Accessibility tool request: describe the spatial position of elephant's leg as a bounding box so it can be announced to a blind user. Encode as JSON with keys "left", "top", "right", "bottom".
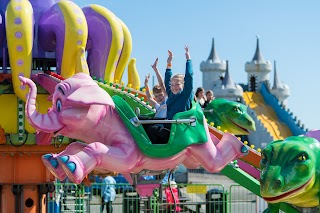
{"left": 188, "top": 132, "right": 247, "bottom": 173}
{"left": 58, "top": 142, "right": 139, "bottom": 184}
{"left": 42, "top": 142, "right": 87, "bottom": 180}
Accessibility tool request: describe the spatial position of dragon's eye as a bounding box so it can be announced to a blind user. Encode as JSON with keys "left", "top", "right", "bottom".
{"left": 233, "top": 106, "right": 243, "bottom": 113}
{"left": 297, "top": 153, "right": 307, "bottom": 162}
{"left": 56, "top": 99, "right": 62, "bottom": 112}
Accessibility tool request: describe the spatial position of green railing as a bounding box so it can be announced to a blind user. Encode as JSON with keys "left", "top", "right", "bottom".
{"left": 49, "top": 182, "right": 262, "bottom": 213}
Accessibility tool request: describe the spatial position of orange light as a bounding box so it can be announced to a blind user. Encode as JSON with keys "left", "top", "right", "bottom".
{"left": 0, "top": 125, "right": 6, "bottom": 144}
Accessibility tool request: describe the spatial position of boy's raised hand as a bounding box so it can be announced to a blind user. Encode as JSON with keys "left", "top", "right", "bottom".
{"left": 144, "top": 73, "right": 150, "bottom": 85}
{"left": 167, "top": 50, "right": 173, "bottom": 64}
{"left": 185, "top": 45, "right": 190, "bottom": 60}
{"left": 151, "top": 58, "right": 158, "bottom": 70}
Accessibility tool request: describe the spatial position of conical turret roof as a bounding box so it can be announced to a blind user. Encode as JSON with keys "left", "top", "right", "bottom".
{"left": 207, "top": 38, "right": 222, "bottom": 63}
{"left": 272, "top": 61, "right": 283, "bottom": 89}
{"left": 251, "top": 37, "right": 266, "bottom": 64}
{"left": 222, "top": 61, "right": 236, "bottom": 89}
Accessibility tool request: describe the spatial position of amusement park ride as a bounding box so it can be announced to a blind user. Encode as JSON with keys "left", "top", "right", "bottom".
{"left": 0, "top": 0, "right": 320, "bottom": 213}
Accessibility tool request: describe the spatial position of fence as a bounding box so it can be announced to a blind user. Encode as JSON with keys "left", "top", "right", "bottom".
{"left": 48, "top": 181, "right": 258, "bottom": 213}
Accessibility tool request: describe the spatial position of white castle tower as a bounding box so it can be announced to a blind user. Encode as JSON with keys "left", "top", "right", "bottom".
{"left": 245, "top": 37, "right": 272, "bottom": 91}
{"left": 200, "top": 38, "right": 226, "bottom": 90}
{"left": 214, "top": 61, "right": 243, "bottom": 100}
{"left": 270, "top": 61, "right": 290, "bottom": 105}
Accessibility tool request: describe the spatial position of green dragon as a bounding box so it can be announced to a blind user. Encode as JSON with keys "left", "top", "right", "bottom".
{"left": 204, "top": 98, "right": 256, "bottom": 135}
{"left": 260, "top": 130, "right": 320, "bottom": 212}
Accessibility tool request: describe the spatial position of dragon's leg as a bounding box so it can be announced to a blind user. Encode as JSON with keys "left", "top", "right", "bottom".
{"left": 188, "top": 130, "right": 247, "bottom": 173}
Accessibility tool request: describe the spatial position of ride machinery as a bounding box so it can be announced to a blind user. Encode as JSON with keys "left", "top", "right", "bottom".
{"left": 0, "top": 0, "right": 136, "bottom": 212}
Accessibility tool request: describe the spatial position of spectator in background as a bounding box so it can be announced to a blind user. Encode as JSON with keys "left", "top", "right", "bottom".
{"left": 101, "top": 176, "right": 116, "bottom": 213}
{"left": 203, "top": 90, "right": 215, "bottom": 108}
{"left": 195, "top": 87, "right": 206, "bottom": 108}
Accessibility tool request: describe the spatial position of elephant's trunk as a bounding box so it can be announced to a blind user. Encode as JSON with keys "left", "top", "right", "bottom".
{"left": 19, "top": 76, "right": 64, "bottom": 133}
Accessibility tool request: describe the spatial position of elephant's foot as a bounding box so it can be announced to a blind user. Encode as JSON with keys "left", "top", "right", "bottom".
{"left": 57, "top": 155, "right": 87, "bottom": 184}
{"left": 42, "top": 154, "right": 67, "bottom": 180}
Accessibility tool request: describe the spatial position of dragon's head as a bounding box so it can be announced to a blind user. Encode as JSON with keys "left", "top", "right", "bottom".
{"left": 204, "top": 98, "right": 256, "bottom": 135}
{"left": 260, "top": 135, "right": 320, "bottom": 207}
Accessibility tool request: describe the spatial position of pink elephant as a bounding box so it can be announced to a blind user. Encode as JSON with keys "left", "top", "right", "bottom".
{"left": 19, "top": 73, "right": 247, "bottom": 185}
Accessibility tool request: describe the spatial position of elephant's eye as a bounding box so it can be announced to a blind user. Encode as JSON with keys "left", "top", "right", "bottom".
{"left": 56, "top": 99, "right": 62, "bottom": 112}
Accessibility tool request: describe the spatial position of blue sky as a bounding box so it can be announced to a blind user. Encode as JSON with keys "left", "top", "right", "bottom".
{"left": 74, "top": 0, "right": 320, "bottom": 131}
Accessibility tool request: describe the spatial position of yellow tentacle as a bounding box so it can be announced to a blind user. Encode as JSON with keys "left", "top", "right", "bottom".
{"left": 75, "top": 47, "right": 89, "bottom": 74}
{"left": 127, "top": 58, "right": 141, "bottom": 90}
{"left": 90, "top": 5, "right": 124, "bottom": 82}
{"left": 58, "top": 1, "right": 88, "bottom": 78}
{"left": 114, "top": 19, "right": 132, "bottom": 83}
{"left": 6, "top": 0, "right": 33, "bottom": 101}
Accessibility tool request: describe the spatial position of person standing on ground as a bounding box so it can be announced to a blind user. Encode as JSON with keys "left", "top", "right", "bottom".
{"left": 101, "top": 176, "right": 116, "bottom": 213}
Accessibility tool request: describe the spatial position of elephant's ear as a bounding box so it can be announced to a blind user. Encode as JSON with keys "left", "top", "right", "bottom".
{"left": 65, "top": 86, "right": 115, "bottom": 107}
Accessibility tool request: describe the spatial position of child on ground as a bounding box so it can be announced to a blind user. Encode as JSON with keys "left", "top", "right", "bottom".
{"left": 100, "top": 175, "right": 116, "bottom": 213}
{"left": 147, "top": 46, "right": 194, "bottom": 144}
{"left": 144, "top": 58, "right": 168, "bottom": 118}
{"left": 203, "top": 90, "right": 214, "bottom": 108}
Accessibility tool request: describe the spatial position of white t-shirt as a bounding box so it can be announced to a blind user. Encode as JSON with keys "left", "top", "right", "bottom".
{"left": 154, "top": 97, "right": 167, "bottom": 118}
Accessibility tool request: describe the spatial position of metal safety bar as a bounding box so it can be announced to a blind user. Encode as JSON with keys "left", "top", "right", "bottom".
{"left": 203, "top": 109, "right": 213, "bottom": 113}
{"left": 130, "top": 116, "right": 196, "bottom": 127}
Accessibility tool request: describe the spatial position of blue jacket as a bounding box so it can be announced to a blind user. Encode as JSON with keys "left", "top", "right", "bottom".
{"left": 101, "top": 176, "right": 116, "bottom": 202}
{"left": 165, "top": 59, "right": 194, "bottom": 120}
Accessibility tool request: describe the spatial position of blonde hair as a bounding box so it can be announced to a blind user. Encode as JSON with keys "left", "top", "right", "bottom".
{"left": 152, "top": 84, "right": 162, "bottom": 94}
{"left": 171, "top": 74, "right": 184, "bottom": 85}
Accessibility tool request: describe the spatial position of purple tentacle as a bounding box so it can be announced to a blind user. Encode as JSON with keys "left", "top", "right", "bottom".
{"left": 38, "top": 3, "right": 65, "bottom": 74}
{"left": 82, "top": 6, "right": 113, "bottom": 79}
